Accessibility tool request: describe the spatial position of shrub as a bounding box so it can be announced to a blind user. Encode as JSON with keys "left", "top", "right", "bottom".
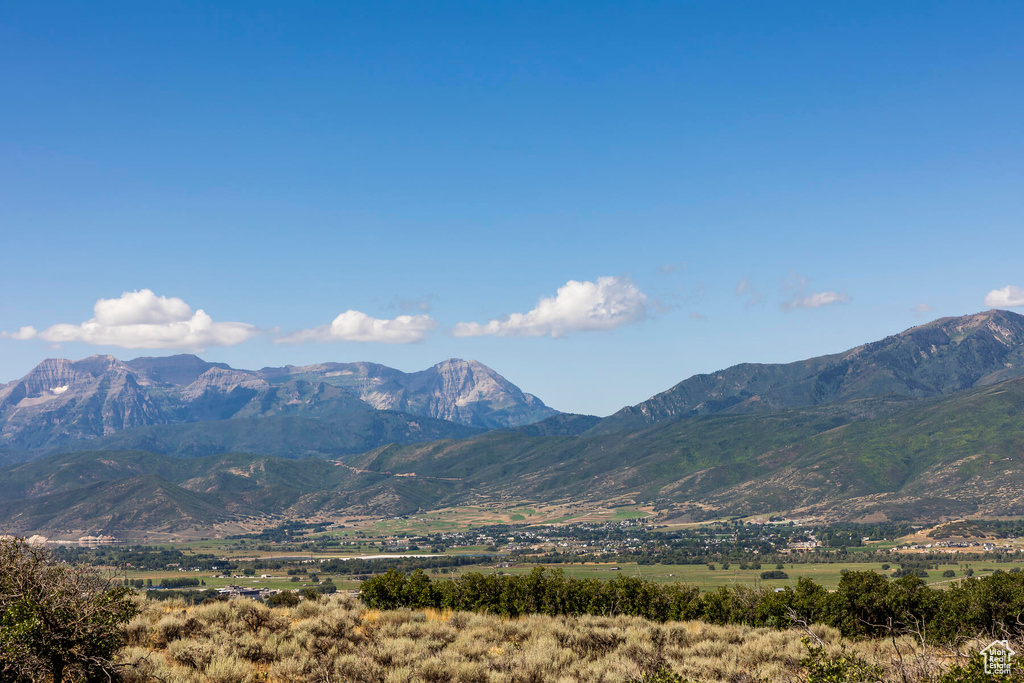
{"left": 0, "top": 536, "right": 139, "bottom": 683}
{"left": 167, "top": 637, "right": 216, "bottom": 670}
{"left": 267, "top": 590, "right": 301, "bottom": 607}
{"left": 800, "top": 638, "right": 883, "bottom": 683}
{"left": 235, "top": 600, "right": 273, "bottom": 634}
{"left": 760, "top": 570, "right": 789, "bottom": 580}
{"left": 205, "top": 654, "right": 256, "bottom": 683}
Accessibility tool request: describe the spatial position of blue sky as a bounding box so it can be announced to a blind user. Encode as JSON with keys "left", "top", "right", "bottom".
{"left": 2, "top": 2, "right": 1022, "bottom": 416}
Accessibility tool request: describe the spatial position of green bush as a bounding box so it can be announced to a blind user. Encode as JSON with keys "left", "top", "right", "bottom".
{"left": 267, "top": 590, "right": 301, "bottom": 607}
{"left": 359, "top": 567, "right": 1024, "bottom": 641}
{"left": 760, "top": 570, "right": 789, "bottom": 580}
{"left": 800, "top": 639, "right": 883, "bottom": 683}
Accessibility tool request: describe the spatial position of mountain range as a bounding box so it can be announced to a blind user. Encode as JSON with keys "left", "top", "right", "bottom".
{"left": 3, "top": 309, "right": 1024, "bottom": 536}
{"left": 0, "top": 355, "right": 557, "bottom": 460}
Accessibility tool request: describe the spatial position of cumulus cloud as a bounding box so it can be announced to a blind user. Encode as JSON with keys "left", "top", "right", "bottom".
{"left": 913, "top": 303, "right": 933, "bottom": 315}
{"left": 453, "top": 276, "right": 647, "bottom": 338}
{"left": 689, "top": 312, "right": 708, "bottom": 321}
{"left": 278, "top": 310, "right": 437, "bottom": 344}
{"left": 94, "top": 289, "right": 194, "bottom": 326}
{"left": 2, "top": 290, "right": 257, "bottom": 349}
{"left": 779, "top": 274, "right": 849, "bottom": 311}
{"left": 781, "top": 290, "right": 849, "bottom": 311}
{"left": 0, "top": 326, "right": 38, "bottom": 340}
{"left": 984, "top": 285, "right": 1024, "bottom": 309}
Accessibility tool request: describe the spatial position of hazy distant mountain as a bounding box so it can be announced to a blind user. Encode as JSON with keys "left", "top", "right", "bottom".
{"left": 53, "top": 411, "right": 484, "bottom": 460}
{"left": 593, "top": 309, "right": 1024, "bottom": 434}
{"left": 0, "top": 355, "right": 557, "bottom": 453}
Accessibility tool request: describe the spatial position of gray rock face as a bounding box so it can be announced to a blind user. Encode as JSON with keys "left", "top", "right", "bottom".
{"left": 0, "top": 356, "right": 166, "bottom": 446}
{"left": 0, "top": 354, "right": 558, "bottom": 450}
{"left": 124, "top": 354, "right": 232, "bottom": 386}
{"left": 267, "top": 358, "right": 557, "bottom": 428}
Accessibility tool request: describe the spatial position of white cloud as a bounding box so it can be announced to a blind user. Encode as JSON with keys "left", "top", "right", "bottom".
{"left": 782, "top": 290, "right": 849, "bottom": 310}
{"left": 453, "top": 276, "right": 647, "bottom": 338}
{"left": 278, "top": 310, "right": 437, "bottom": 344}
{"left": 94, "top": 289, "right": 194, "bottom": 326}
{"left": 0, "top": 326, "right": 38, "bottom": 340}
{"left": 4, "top": 290, "right": 257, "bottom": 349}
{"left": 984, "top": 285, "right": 1024, "bottom": 309}
{"left": 779, "top": 274, "right": 849, "bottom": 311}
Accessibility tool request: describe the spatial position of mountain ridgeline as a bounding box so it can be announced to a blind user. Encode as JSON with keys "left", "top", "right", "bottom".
{"left": 0, "top": 355, "right": 558, "bottom": 457}
{"left": 593, "top": 309, "right": 1024, "bottom": 433}
{"left": 3, "top": 309, "right": 1024, "bottom": 536}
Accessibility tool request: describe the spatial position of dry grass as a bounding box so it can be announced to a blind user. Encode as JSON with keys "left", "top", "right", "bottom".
{"left": 116, "top": 594, "right": 1019, "bottom": 682}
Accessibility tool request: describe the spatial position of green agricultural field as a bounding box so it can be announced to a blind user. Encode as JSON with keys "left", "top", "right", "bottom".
{"left": 609, "top": 507, "right": 652, "bottom": 521}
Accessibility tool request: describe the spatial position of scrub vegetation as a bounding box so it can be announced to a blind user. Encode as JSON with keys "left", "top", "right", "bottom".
{"left": 116, "top": 592, "right": 1023, "bottom": 683}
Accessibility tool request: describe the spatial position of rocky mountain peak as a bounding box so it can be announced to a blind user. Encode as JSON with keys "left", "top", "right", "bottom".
{"left": 905, "top": 308, "right": 1021, "bottom": 336}
{"left": 16, "top": 355, "right": 131, "bottom": 398}
{"left": 179, "top": 367, "right": 268, "bottom": 402}
{"left": 0, "top": 354, "right": 558, "bottom": 450}
{"left": 124, "top": 354, "right": 231, "bottom": 386}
